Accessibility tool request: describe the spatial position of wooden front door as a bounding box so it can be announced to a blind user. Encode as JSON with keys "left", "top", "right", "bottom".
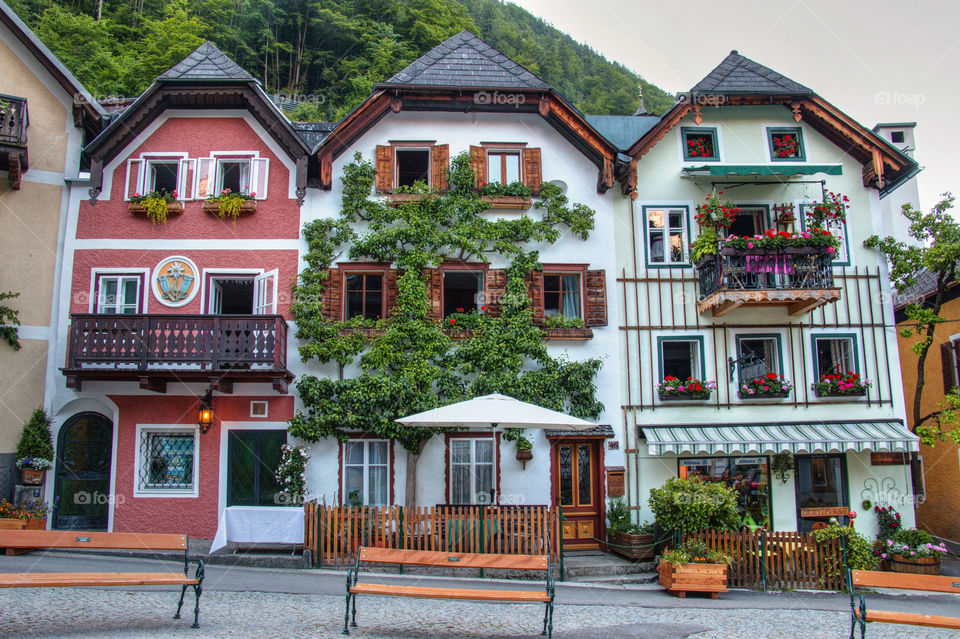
{"left": 554, "top": 440, "right": 601, "bottom": 549}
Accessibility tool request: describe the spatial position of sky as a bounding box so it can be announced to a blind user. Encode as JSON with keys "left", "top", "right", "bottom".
{"left": 511, "top": 0, "right": 958, "bottom": 213}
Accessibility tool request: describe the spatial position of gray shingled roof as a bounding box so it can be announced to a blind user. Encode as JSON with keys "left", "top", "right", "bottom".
{"left": 545, "top": 424, "right": 614, "bottom": 438}
{"left": 292, "top": 121, "right": 336, "bottom": 150}
{"left": 381, "top": 30, "right": 550, "bottom": 89}
{"left": 894, "top": 267, "right": 956, "bottom": 308}
{"left": 586, "top": 114, "right": 662, "bottom": 151}
{"left": 159, "top": 41, "right": 254, "bottom": 81}
{"left": 691, "top": 50, "right": 812, "bottom": 95}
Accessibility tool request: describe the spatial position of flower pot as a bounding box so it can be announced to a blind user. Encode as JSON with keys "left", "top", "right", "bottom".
{"left": 777, "top": 214, "right": 796, "bottom": 224}
{"left": 609, "top": 531, "right": 655, "bottom": 560}
{"left": 889, "top": 554, "right": 940, "bottom": 575}
{"left": 202, "top": 200, "right": 257, "bottom": 217}
{"left": 128, "top": 201, "right": 184, "bottom": 219}
{"left": 738, "top": 390, "right": 790, "bottom": 400}
{"left": 658, "top": 562, "right": 728, "bottom": 598}
{"left": 480, "top": 195, "right": 533, "bottom": 210}
{"left": 20, "top": 468, "right": 44, "bottom": 485}
{"left": 543, "top": 327, "right": 593, "bottom": 341}
{"left": 516, "top": 449, "right": 533, "bottom": 462}
{"left": 658, "top": 392, "right": 711, "bottom": 402}
{"left": 813, "top": 388, "right": 867, "bottom": 398}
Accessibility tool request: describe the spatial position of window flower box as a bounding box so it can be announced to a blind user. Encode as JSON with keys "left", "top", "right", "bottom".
{"left": 127, "top": 191, "right": 183, "bottom": 224}
{"left": 201, "top": 199, "right": 257, "bottom": 218}
{"left": 739, "top": 373, "right": 793, "bottom": 399}
{"left": 543, "top": 327, "right": 593, "bottom": 341}
{"left": 657, "top": 377, "right": 715, "bottom": 401}
{"left": 385, "top": 193, "right": 429, "bottom": 206}
{"left": 128, "top": 201, "right": 184, "bottom": 219}
{"left": 481, "top": 195, "right": 532, "bottom": 210}
{"left": 811, "top": 372, "right": 871, "bottom": 398}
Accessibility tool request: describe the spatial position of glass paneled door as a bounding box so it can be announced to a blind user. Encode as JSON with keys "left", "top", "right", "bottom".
{"left": 795, "top": 454, "right": 849, "bottom": 533}
{"left": 53, "top": 413, "right": 113, "bottom": 530}
{"left": 227, "top": 430, "right": 286, "bottom": 506}
{"left": 554, "top": 440, "right": 601, "bottom": 549}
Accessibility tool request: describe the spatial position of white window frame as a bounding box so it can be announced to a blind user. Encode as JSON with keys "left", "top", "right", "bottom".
{"left": 134, "top": 424, "right": 199, "bottom": 498}
{"left": 249, "top": 401, "right": 269, "bottom": 418}
{"left": 448, "top": 437, "right": 496, "bottom": 505}
{"left": 200, "top": 268, "right": 264, "bottom": 315}
{"left": 342, "top": 439, "right": 391, "bottom": 506}
{"left": 394, "top": 146, "right": 432, "bottom": 188}
{"left": 88, "top": 268, "right": 151, "bottom": 313}
{"left": 124, "top": 153, "right": 191, "bottom": 201}
{"left": 195, "top": 152, "right": 269, "bottom": 200}
{"left": 95, "top": 275, "right": 142, "bottom": 315}
{"left": 645, "top": 207, "right": 689, "bottom": 266}
{"left": 486, "top": 149, "right": 522, "bottom": 185}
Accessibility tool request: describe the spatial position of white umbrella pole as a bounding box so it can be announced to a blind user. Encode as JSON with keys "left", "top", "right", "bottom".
{"left": 491, "top": 423, "right": 498, "bottom": 505}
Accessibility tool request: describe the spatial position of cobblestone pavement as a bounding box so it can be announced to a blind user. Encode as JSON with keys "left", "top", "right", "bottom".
{"left": 1, "top": 588, "right": 958, "bottom": 639}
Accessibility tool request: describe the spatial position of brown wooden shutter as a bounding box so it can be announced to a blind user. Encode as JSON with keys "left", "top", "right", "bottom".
{"left": 375, "top": 144, "right": 394, "bottom": 193}
{"left": 422, "top": 268, "right": 443, "bottom": 321}
{"left": 322, "top": 268, "right": 343, "bottom": 322}
{"left": 484, "top": 269, "right": 507, "bottom": 318}
{"left": 384, "top": 269, "right": 400, "bottom": 318}
{"left": 526, "top": 270, "right": 544, "bottom": 325}
{"left": 432, "top": 144, "right": 449, "bottom": 191}
{"left": 584, "top": 269, "right": 607, "bottom": 327}
{"left": 522, "top": 147, "right": 542, "bottom": 194}
{"left": 945, "top": 342, "right": 959, "bottom": 393}
{"left": 469, "top": 145, "right": 487, "bottom": 189}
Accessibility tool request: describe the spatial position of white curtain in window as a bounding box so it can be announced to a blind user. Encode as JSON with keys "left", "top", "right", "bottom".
{"left": 561, "top": 275, "right": 580, "bottom": 318}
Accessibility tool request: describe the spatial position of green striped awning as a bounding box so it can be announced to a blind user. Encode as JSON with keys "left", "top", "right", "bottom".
{"left": 643, "top": 421, "right": 918, "bottom": 456}
{"left": 682, "top": 164, "right": 843, "bottom": 177}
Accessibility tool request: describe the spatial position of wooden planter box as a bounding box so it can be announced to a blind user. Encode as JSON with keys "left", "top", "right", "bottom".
{"left": 658, "top": 562, "right": 728, "bottom": 598}
{"left": 481, "top": 195, "right": 532, "bottom": 210}
{"left": 738, "top": 390, "right": 790, "bottom": 400}
{"left": 890, "top": 554, "right": 940, "bottom": 575}
{"left": 609, "top": 531, "right": 655, "bottom": 560}
{"left": 20, "top": 468, "right": 44, "bottom": 485}
{"left": 202, "top": 200, "right": 257, "bottom": 217}
{"left": 658, "top": 392, "right": 711, "bottom": 402}
{"left": 128, "top": 201, "right": 184, "bottom": 219}
{"left": 813, "top": 388, "right": 867, "bottom": 398}
{"left": 0, "top": 517, "right": 46, "bottom": 555}
{"left": 543, "top": 327, "right": 593, "bottom": 341}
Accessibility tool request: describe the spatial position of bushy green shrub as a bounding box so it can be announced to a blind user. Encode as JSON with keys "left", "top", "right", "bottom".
{"left": 891, "top": 527, "right": 934, "bottom": 548}
{"left": 812, "top": 524, "right": 878, "bottom": 581}
{"left": 15, "top": 407, "right": 54, "bottom": 464}
{"left": 647, "top": 476, "right": 740, "bottom": 535}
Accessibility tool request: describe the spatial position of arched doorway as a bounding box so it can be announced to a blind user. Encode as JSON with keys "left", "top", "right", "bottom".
{"left": 53, "top": 412, "right": 113, "bottom": 530}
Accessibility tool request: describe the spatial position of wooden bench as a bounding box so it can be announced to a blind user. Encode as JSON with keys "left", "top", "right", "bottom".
{"left": 0, "top": 530, "right": 205, "bottom": 628}
{"left": 344, "top": 547, "right": 554, "bottom": 637}
{"left": 845, "top": 566, "right": 960, "bottom": 637}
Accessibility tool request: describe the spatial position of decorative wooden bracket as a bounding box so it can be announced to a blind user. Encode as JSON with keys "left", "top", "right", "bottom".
{"left": 791, "top": 102, "right": 803, "bottom": 122}
{"left": 295, "top": 155, "right": 308, "bottom": 206}
{"left": 692, "top": 104, "right": 703, "bottom": 125}
{"left": 88, "top": 157, "right": 103, "bottom": 204}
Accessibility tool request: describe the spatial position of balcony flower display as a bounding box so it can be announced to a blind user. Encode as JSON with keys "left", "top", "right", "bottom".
{"left": 740, "top": 372, "right": 793, "bottom": 398}
{"left": 721, "top": 228, "right": 840, "bottom": 253}
{"left": 772, "top": 133, "right": 799, "bottom": 158}
{"left": 805, "top": 191, "right": 849, "bottom": 229}
{"left": 812, "top": 372, "right": 871, "bottom": 397}
{"left": 657, "top": 376, "right": 716, "bottom": 400}
{"left": 695, "top": 190, "right": 741, "bottom": 231}
{"left": 204, "top": 188, "right": 256, "bottom": 221}
{"left": 127, "top": 190, "right": 180, "bottom": 224}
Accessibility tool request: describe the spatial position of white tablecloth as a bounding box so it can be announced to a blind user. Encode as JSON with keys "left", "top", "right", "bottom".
{"left": 209, "top": 506, "right": 304, "bottom": 552}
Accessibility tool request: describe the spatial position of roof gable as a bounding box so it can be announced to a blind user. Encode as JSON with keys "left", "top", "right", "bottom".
{"left": 159, "top": 41, "right": 254, "bottom": 81}
{"left": 691, "top": 50, "right": 811, "bottom": 95}
{"left": 381, "top": 30, "right": 550, "bottom": 90}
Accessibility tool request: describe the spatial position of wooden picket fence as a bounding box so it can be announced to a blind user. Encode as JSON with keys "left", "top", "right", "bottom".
{"left": 683, "top": 530, "right": 844, "bottom": 591}
{"left": 306, "top": 504, "right": 560, "bottom": 567}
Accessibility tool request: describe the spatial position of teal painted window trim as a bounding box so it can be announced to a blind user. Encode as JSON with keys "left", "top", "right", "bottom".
{"left": 810, "top": 333, "right": 860, "bottom": 379}
{"left": 799, "top": 203, "right": 851, "bottom": 267}
{"left": 681, "top": 126, "right": 720, "bottom": 162}
{"left": 767, "top": 127, "right": 806, "bottom": 162}
{"left": 657, "top": 335, "right": 707, "bottom": 381}
{"left": 735, "top": 333, "right": 785, "bottom": 381}
{"left": 642, "top": 205, "right": 691, "bottom": 268}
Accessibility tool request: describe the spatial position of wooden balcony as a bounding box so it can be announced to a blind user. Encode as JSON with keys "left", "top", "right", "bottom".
{"left": 62, "top": 314, "right": 294, "bottom": 393}
{"left": 696, "top": 247, "right": 841, "bottom": 317}
{"left": 0, "top": 94, "right": 28, "bottom": 189}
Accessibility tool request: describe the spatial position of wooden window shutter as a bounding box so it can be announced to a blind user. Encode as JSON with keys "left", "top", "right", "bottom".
{"left": 525, "top": 270, "right": 544, "bottom": 324}
{"left": 584, "top": 269, "right": 607, "bottom": 327}
{"left": 469, "top": 145, "right": 487, "bottom": 189}
{"left": 522, "top": 147, "right": 542, "bottom": 194}
{"left": 322, "top": 268, "right": 343, "bottom": 322}
{"left": 432, "top": 144, "right": 449, "bottom": 191}
{"left": 422, "top": 268, "right": 443, "bottom": 321}
{"left": 946, "top": 341, "right": 960, "bottom": 393}
{"left": 384, "top": 269, "right": 401, "bottom": 318}
{"left": 484, "top": 269, "right": 507, "bottom": 317}
{"left": 375, "top": 145, "right": 394, "bottom": 193}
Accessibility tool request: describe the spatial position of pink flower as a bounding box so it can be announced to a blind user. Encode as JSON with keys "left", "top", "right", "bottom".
{"left": 679, "top": 386, "right": 686, "bottom": 392}
{"left": 887, "top": 539, "right": 893, "bottom": 546}
{"left": 881, "top": 553, "right": 887, "bottom": 559}
{"left": 827, "top": 247, "right": 836, "bottom": 254}
{"left": 133, "top": 192, "right": 141, "bottom": 198}
{"left": 171, "top": 190, "right": 179, "bottom": 198}
{"left": 747, "top": 242, "right": 754, "bottom": 249}
{"left": 763, "top": 386, "right": 769, "bottom": 391}
{"left": 250, "top": 192, "right": 256, "bottom": 198}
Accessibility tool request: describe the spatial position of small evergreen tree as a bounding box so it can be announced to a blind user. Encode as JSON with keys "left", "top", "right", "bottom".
{"left": 15, "top": 407, "right": 54, "bottom": 464}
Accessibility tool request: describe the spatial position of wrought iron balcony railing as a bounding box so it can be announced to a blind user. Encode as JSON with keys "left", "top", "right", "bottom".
{"left": 695, "top": 246, "right": 841, "bottom": 317}
{"left": 62, "top": 314, "right": 292, "bottom": 393}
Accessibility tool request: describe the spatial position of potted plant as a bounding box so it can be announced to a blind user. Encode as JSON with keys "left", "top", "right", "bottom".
{"left": 658, "top": 538, "right": 731, "bottom": 598}
{"left": 542, "top": 314, "right": 590, "bottom": 339}
{"left": 772, "top": 133, "right": 800, "bottom": 159}
{"left": 686, "top": 137, "right": 715, "bottom": 159}
{"left": 771, "top": 451, "right": 794, "bottom": 483}
{"left": 606, "top": 498, "right": 656, "bottom": 560}
{"left": 515, "top": 436, "right": 533, "bottom": 463}
{"left": 690, "top": 228, "right": 719, "bottom": 265}
{"left": 657, "top": 376, "right": 716, "bottom": 401}
{"left": 774, "top": 203, "right": 796, "bottom": 224}
{"left": 812, "top": 372, "right": 871, "bottom": 398}
{"left": 0, "top": 498, "right": 52, "bottom": 552}
{"left": 479, "top": 181, "right": 533, "bottom": 209}
{"left": 15, "top": 408, "right": 54, "bottom": 486}
{"left": 127, "top": 190, "right": 183, "bottom": 224}
{"left": 804, "top": 191, "right": 849, "bottom": 230}
{"left": 695, "top": 190, "right": 740, "bottom": 232}
{"left": 738, "top": 372, "right": 793, "bottom": 399}
{"left": 884, "top": 528, "right": 947, "bottom": 575}
{"left": 202, "top": 188, "right": 257, "bottom": 221}
{"left": 873, "top": 505, "right": 902, "bottom": 570}
{"left": 386, "top": 180, "right": 433, "bottom": 205}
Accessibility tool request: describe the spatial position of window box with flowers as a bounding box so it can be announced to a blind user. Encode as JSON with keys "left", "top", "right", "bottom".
{"left": 768, "top": 128, "right": 805, "bottom": 161}
{"left": 127, "top": 190, "right": 184, "bottom": 225}
{"left": 202, "top": 188, "right": 257, "bottom": 220}
{"left": 812, "top": 372, "right": 870, "bottom": 398}
{"left": 738, "top": 373, "right": 793, "bottom": 399}
{"left": 681, "top": 128, "right": 720, "bottom": 161}
{"left": 542, "top": 314, "right": 592, "bottom": 341}
{"left": 657, "top": 376, "right": 716, "bottom": 401}
{"left": 479, "top": 181, "right": 533, "bottom": 210}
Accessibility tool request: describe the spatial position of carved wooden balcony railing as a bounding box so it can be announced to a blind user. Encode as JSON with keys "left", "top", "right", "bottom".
{"left": 0, "top": 94, "right": 28, "bottom": 189}
{"left": 696, "top": 246, "right": 841, "bottom": 317}
{"left": 62, "top": 314, "right": 293, "bottom": 393}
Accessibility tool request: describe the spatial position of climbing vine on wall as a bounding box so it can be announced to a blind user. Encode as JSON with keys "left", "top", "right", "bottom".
{"left": 0, "top": 290, "right": 21, "bottom": 350}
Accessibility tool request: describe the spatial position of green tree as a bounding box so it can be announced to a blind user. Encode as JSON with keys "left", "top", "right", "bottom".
{"left": 865, "top": 194, "right": 960, "bottom": 445}
{"left": 0, "top": 290, "right": 20, "bottom": 350}
{"left": 15, "top": 407, "right": 55, "bottom": 463}
{"left": 290, "top": 152, "right": 603, "bottom": 509}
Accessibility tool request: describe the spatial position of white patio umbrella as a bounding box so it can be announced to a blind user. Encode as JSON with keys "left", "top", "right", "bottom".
{"left": 396, "top": 393, "right": 595, "bottom": 504}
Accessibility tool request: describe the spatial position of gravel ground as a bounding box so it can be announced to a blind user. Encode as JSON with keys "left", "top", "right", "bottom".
{"left": 0, "top": 589, "right": 957, "bottom": 639}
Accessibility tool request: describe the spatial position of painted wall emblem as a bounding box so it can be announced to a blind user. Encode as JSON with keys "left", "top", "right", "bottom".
{"left": 152, "top": 256, "right": 199, "bottom": 307}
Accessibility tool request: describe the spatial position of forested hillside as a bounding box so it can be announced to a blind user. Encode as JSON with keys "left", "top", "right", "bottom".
{"left": 6, "top": 0, "right": 675, "bottom": 120}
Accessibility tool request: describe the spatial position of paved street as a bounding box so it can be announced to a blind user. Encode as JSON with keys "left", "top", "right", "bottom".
{"left": 0, "top": 552, "right": 958, "bottom": 638}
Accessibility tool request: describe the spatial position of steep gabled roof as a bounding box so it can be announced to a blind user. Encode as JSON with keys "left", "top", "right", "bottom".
{"left": 379, "top": 30, "right": 550, "bottom": 90}
{"left": 691, "top": 50, "right": 812, "bottom": 95}
{"left": 159, "top": 41, "right": 254, "bottom": 81}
